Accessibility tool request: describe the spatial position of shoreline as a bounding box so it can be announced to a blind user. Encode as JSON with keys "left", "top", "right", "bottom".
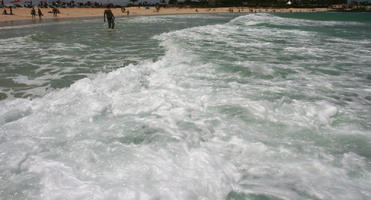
{"left": 0, "top": 7, "right": 332, "bottom": 27}
{"left": 0, "top": 16, "right": 104, "bottom": 27}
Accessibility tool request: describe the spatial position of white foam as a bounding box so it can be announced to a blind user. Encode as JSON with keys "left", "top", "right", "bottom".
{"left": 0, "top": 38, "right": 240, "bottom": 198}
{"left": 242, "top": 13, "right": 364, "bottom": 27}
{"left": 12, "top": 75, "right": 48, "bottom": 86}
{"left": 1, "top": 13, "right": 371, "bottom": 200}
{"left": 126, "top": 16, "right": 172, "bottom": 24}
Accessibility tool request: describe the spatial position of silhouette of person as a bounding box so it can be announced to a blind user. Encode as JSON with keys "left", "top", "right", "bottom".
{"left": 37, "top": 7, "right": 43, "bottom": 19}
{"left": 104, "top": 7, "right": 115, "bottom": 29}
{"left": 31, "top": 7, "right": 36, "bottom": 18}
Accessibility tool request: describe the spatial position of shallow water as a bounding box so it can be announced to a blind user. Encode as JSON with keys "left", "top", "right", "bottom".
{"left": 0, "top": 12, "right": 371, "bottom": 200}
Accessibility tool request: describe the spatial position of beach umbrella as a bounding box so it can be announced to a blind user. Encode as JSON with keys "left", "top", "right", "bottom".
{"left": 9, "top": 0, "right": 21, "bottom": 6}
{"left": 23, "top": 0, "right": 32, "bottom": 7}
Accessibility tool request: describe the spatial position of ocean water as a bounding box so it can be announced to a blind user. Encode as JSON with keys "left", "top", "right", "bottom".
{"left": 0, "top": 12, "right": 371, "bottom": 200}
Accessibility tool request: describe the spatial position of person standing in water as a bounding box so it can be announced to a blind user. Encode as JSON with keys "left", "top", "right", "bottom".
{"left": 104, "top": 7, "right": 115, "bottom": 29}
{"left": 37, "top": 7, "right": 43, "bottom": 19}
{"left": 31, "top": 7, "right": 36, "bottom": 19}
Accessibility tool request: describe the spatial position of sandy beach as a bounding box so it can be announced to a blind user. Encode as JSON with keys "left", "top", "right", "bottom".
{"left": 0, "top": 7, "right": 331, "bottom": 26}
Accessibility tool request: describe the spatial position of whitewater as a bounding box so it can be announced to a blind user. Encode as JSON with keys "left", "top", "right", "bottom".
{"left": 0, "top": 13, "right": 371, "bottom": 200}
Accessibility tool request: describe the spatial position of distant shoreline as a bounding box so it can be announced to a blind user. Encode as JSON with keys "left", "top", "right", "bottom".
{"left": 0, "top": 15, "right": 105, "bottom": 28}
{"left": 0, "top": 7, "right": 332, "bottom": 27}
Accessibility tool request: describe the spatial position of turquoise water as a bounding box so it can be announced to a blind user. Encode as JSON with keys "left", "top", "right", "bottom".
{"left": 0, "top": 13, "right": 371, "bottom": 200}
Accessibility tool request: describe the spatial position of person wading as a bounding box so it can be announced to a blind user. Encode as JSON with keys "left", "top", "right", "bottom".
{"left": 31, "top": 7, "right": 36, "bottom": 19}
{"left": 37, "top": 7, "right": 43, "bottom": 19}
{"left": 104, "top": 7, "right": 115, "bottom": 29}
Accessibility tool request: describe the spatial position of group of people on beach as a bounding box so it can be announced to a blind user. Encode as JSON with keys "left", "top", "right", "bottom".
{"left": 2, "top": 7, "right": 13, "bottom": 15}
{"left": 3, "top": 5, "right": 128, "bottom": 30}
{"left": 27, "top": 6, "right": 116, "bottom": 29}
{"left": 30, "top": 7, "right": 43, "bottom": 19}
{"left": 30, "top": 7, "right": 59, "bottom": 19}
